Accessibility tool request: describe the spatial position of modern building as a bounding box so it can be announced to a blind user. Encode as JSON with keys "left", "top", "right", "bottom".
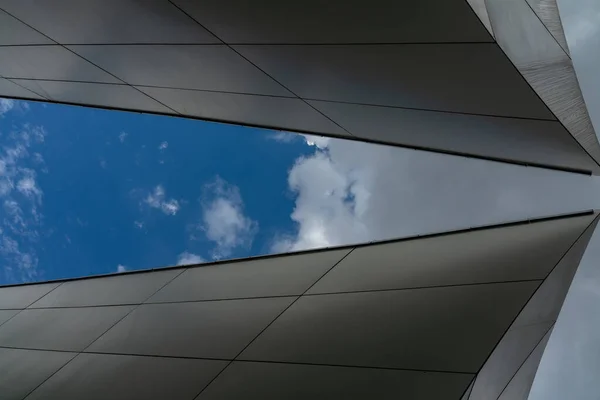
{"left": 1, "top": 1, "right": 598, "bottom": 399}
{"left": 0, "top": 211, "right": 597, "bottom": 399}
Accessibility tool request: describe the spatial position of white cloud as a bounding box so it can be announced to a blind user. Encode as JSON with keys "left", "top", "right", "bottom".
{"left": 118, "top": 132, "right": 128, "bottom": 143}
{"left": 302, "top": 134, "right": 330, "bottom": 149}
{"left": 274, "top": 137, "right": 600, "bottom": 253}
{"left": 158, "top": 141, "right": 168, "bottom": 150}
{"left": 0, "top": 99, "right": 15, "bottom": 116}
{"left": 270, "top": 131, "right": 298, "bottom": 143}
{"left": 199, "top": 177, "right": 258, "bottom": 259}
{"left": 176, "top": 251, "right": 205, "bottom": 265}
{"left": 116, "top": 264, "right": 127, "bottom": 273}
{"left": 144, "top": 185, "right": 180, "bottom": 216}
{"left": 134, "top": 220, "right": 144, "bottom": 229}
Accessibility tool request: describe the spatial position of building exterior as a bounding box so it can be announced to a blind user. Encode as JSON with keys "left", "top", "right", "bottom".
{"left": 0, "top": 211, "right": 597, "bottom": 399}
{"left": 0, "top": 0, "right": 599, "bottom": 174}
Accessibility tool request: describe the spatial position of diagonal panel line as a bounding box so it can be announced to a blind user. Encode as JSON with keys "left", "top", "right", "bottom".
{"left": 0, "top": 281, "right": 65, "bottom": 330}
{"left": 521, "top": 0, "right": 571, "bottom": 57}
{"left": 188, "top": 247, "right": 356, "bottom": 400}
{"left": 167, "top": 0, "right": 354, "bottom": 137}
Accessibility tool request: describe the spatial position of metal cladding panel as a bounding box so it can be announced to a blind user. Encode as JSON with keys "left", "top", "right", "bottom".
{"left": 0, "top": 78, "right": 44, "bottom": 99}
{"left": 234, "top": 44, "right": 554, "bottom": 119}
{"left": 196, "top": 361, "right": 473, "bottom": 400}
{"left": 525, "top": 0, "right": 570, "bottom": 54}
{"left": 0, "top": 282, "right": 59, "bottom": 309}
{"left": 173, "top": 0, "right": 493, "bottom": 44}
{"left": 486, "top": 0, "right": 600, "bottom": 166}
{"left": 0, "top": 348, "right": 76, "bottom": 400}
{"left": 148, "top": 249, "right": 350, "bottom": 303}
{"left": 30, "top": 269, "right": 181, "bottom": 308}
{"left": 0, "top": 306, "right": 134, "bottom": 351}
{"left": 68, "top": 45, "right": 291, "bottom": 96}
{"left": 0, "top": 46, "right": 119, "bottom": 83}
{"left": 138, "top": 86, "right": 349, "bottom": 137}
{"left": 240, "top": 282, "right": 539, "bottom": 372}
{"left": 26, "top": 353, "right": 228, "bottom": 400}
{"left": 308, "top": 214, "right": 594, "bottom": 294}
{"left": 14, "top": 80, "right": 174, "bottom": 114}
{"left": 0, "top": 0, "right": 219, "bottom": 44}
{"left": 0, "top": 309, "right": 18, "bottom": 325}
{"left": 0, "top": 9, "right": 51, "bottom": 45}
{"left": 88, "top": 297, "right": 296, "bottom": 359}
{"left": 308, "top": 99, "right": 599, "bottom": 173}
{"left": 461, "top": 380, "right": 475, "bottom": 400}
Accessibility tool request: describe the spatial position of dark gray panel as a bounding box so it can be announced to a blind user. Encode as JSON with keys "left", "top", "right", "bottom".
{"left": 26, "top": 353, "right": 227, "bottom": 400}
{"left": 197, "top": 361, "right": 473, "bottom": 400}
{"left": 234, "top": 44, "right": 554, "bottom": 119}
{"left": 241, "top": 282, "right": 539, "bottom": 372}
{"left": 470, "top": 322, "right": 553, "bottom": 400}
{"left": 512, "top": 218, "right": 597, "bottom": 328}
{"left": 13, "top": 80, "right": 173, "bottom": 114}
{"left": 88, "top": 297, "right": 296, "bottom": 359}
{"left": 30, "top": 269, "right": 181, "bottom": 308}
{"left": 0, "top": 348, "right": 75, "bottom": 400}
{"left": 174, "top": 0, "right": 492, "bottom": 44}
{"left": 148, "top": 249, "right": 350, "bottom": 303}
{"left": 0, "top": 0, "right": 218, "bottom": 44}
{"left": 139, "top": 86, "right": 348, "bottom": 136}
{"left": 0, "top": 9, "right": 51, "bottom": 45}
{"left": 308, "top": 214, "right": 593, "bottom": 294}
{"left": 0, "top": 310, "right": 19, "bottom": 325}
{"left": 0, "top": 77, "right": 45, "bottom": 99}
{"left": 69, "top": 45, "right": 291, "bottom": 96}
{"left": 461, "top": 379, "right": 474, "bottom": 400}
{"left": 466, "top": 0, "right": 494, "bottom": 35}
{"left": 0, "top": 306, "right": 134, "bottom": 351}
{"left": 308, "top": 100, "right": 598, "bottom": 172}
{"left": 0, "top": 282, "right": 59, "bottom": 309}
{"left": 498, "top": 329, "right": 552, "bottom": 400}
{"left": 0, "top": 46, "right": 119, "bottom": 83}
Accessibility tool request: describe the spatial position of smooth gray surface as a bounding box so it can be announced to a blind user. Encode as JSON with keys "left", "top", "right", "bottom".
{"left": 467, "top": 0, "right": 494, "bottom": 35}
{"left": 149, "top": 249, "right": 350, "bottom": 303}
{"left": 197, "top": 361, "right": 473, "bottom": 400}
{"left": 241, "top": 282, "right": 539, "bottom": 372}
{"left": 461, "top": 379, "right": 475, "bottom": 400}
{"left": 0, "top": 348, "right": 75, "bottom": 400}
{"left": 0, "top": 309, "right": 18, "bottom": 325}
{"left": 69, "top": 45, "right": 291, "bottom": 96}
{"left": 513, "top": 219, "right": 596, "bottom": 328}
{"left": 0, "top": 282, "right": 59, "bottom": 309}
{"left": 175, "top": 0, "right": 492, "bottom": 44}
{"left": 0, "top": 9, "right": 51, "bottom": 45}
{"left": 0, "top": 0, "right": 218, "bottom": 44}
{"left": 26, "top": 353, "right": 228, "bottom": 400}
{"left": 235, "top": 43, "right": 555, "bottom": 119}
{"left": 139, "top": 86, "right": 348, "bottom": 136}
{"left": 309, "top": 99, "right": 598, "bottom": 172}
{"left": 525, "top": 0, "right": 570, "bottom": 54}
{"left": 487, "top": 0, "right": 600, "bottom": 163}
{"left": 499, "top": 330, "right": 552, "bottom": 400}
{"left": 0, "top": 46, "right": 119, "bottom": 83}
{"left": 14, "top": 80, "right": 173, "bottom": 114}
{"left": 0, "top": 306, "right": 134, "bottom": 351}
{"left": 31, "top": 269, "right": 180, "bottom": 308}
{"left": 89, "top": 297, "right": 296, "bottom": 359}
{"left": 0, "top": 78, "right": 44, "bottom": 99}
{"left": 471, "top": 322, "right": 553, "bottom": 400}
{"left": 308, "top": 214, "right": 593, "bottom": 294}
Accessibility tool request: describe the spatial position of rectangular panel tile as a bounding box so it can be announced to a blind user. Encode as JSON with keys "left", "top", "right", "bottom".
{"left": 0, "top": 309, "right": 19, "bottom": 325}
{"left": 0, "top": 9, "right": 51, "bottom": 45}
{"left": 197, "top": 361, "right": 473, "bottom": 400}
{"left": 139, "top": 86, "right": 348, "bottom": 135}
{"left": 308, "top": 100, "right": 599, "bottom": 173}
{"left": 308, "top": 214, "right": 593, "bottom": 294}
{"left": 240, "top": 282, "right": 539, "bottom": 372}
{"left": 175, "top": 0, "right": 492, "bottom": 44}
{"left": 30, "top": 269, "right": 181, "bottom": 308}
{"left": 13, "top": 80, "right": 174, "bottom": 114}
{"left": 0, "top": 282, "right": 59, "bottom": 309}
{"left": 0, "top": 45, "right": 119, "bottom": 82}
{"left": 88, "top": 297, "right": 296, "bottom": 359}
{"left": 69, "top": 45, "right": 291, "bottom": 96}
{"left": 1, "top": 0, "right": 218, "bottom": 44}
{"left": 0, "top": 77, "right": 45, "bottom": 100}
{"left": 234, "top": 44, "right": 554, "bottom": 119}
{"left": 148, "top": 249, "right": 350, "bottom": 303}
{"left": 0, "top": 306, "right": 134, "bottom": 351}
{"left": 0, "top": 348, "right": 76, "bottom": 400}
{"left": 26, "top": 353, "right": 227, "bottom": 400}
